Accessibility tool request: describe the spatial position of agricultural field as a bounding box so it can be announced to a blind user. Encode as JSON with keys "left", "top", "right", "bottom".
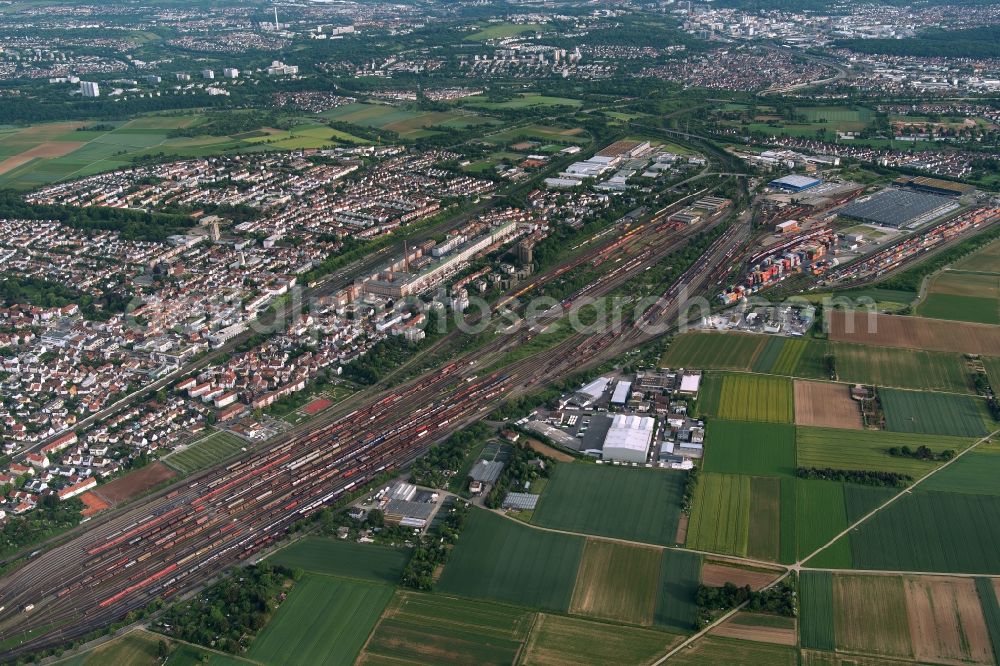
{"left": 65, "top": 630, "right": 166, "bottom": 666}
{"left": 521, "top": 613, "right": 683, "bottom": 666}
{"left": 704, "top": 420, "right": 795, "bottom": 477}
{"left": 748, "top": 477, "right": 782, "bottom": 561}
{"left": 975, "top": 578, "right": 1000, "bottom": 665}
{"left": 823, "top": 341, "right": 971, "bottom": 393}
{"left": 465, "top": 94, "right": 583, "bottom": 110}
{"left": 569, "top": 539, "right": 662, "bottom": 625}
{"left": 320, "top": 102, "right": 496, "bottom": 139}
{"left": 163, "top": 431, "right": 247, "bottom": 475}
{"left": 752, "top": 336, "right": 807, "bottom": 375}
{"left": 793, "top": 381, "right": 862, "bottom": 429}
{"left": 665, "top": 636, "right": 798, "bottom": 666}
{"left": 247, "top": 575, "right": 392, "bottom": 666}
{"left": 655, "top": 550, "right": 703, "bottom": 631}
{"left": 686, "top": 473, "right": 750, "bottom": 556}
{"left": 663, "top": 332, "right": 765, "bottom": 371}
{"left": 710, "top": 612, "right": 797, "bottom": 646}
{"left": 799, "top": 572, "right": 836, "bottom": 651}
{"left": 700, "top": 561, "right": 783, "bottom": 591}
{"left": 358, "top": 592, "right": 533, "bottom": 666}
{"left": 918, "top": 270, "right": 1000, "bottom": 325}
{"left": 903, "top": 576, "right": 994, "bottom": 664}
{"left": 880, "top": 388, "right": 988, "bottom": 437}
{"left": 531, "top": 464, "right": 685, "bottom": 546}
{"left": 795, "top": 480, "right": 848, "bottom": 563}
{"left": 828, "top": 310, "right": 1000, "bottom": 356}
{"left": 437, "top": 508, "right": 583, "bottom": 611}
{"left": 482, "top": 124, "right": 590, "bottom": 147}
{"left": 715, "top": 374, "right": 794, "bottom": 423}
{"left": 954, "top": 240, "right": 1000, "bottom": 274}
{"left": 795, "top": 427, "right": 973, "bottom": 475}
{"left": 840, "top": 491, "right": 1000, "bottom": 573}
{"left": 267, "top": 538, "right": 409, "bottom": 584}
{"left": 833, "top": 575, "right": 913, "bottom": 658}
{"left": 919, "top": 450, "right": 1000, "bottom": 494}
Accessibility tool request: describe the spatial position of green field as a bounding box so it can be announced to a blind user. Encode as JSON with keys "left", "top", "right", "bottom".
{"left": 438, "top": 508, "right": 583, "bottom": 611}
{"left": 465, "top": 22, "right": 546, "bottom": 40}
{"left": 163, "top": 431, "right": 247, "bottom": 474}
{"left": 975, "top": 578, "right": 1000, "bottom": 666}
{"left": 532, "top": 464, "right": 685, "bottom": 546}
{"left": 484, "top": 124, "right": 590, "bottom": 146}
{"left": 752, "top": 336, "right": 807, "bottom": 375}
{"left": 704, "top": 420, "right": 796, "bottom": 477}
{"left": 248, "top": 575, "right": 392, "bottom": 666}
{"left": 919, "top": 293, "right": 1000, "bottom": 325}
{"left": 799, "top": 571, "right": 836, "bottom": 650}
{"left": 320, "top": 102, "right": 494, "bottom": 138}
{"left": 835, "top": 491, "right": 1000, "bottom": 573}
{"left": 663, "top": 332, "right": 764, "bottom": 371}
{"left": 570, "top": 539, "right": 662, "bottom": 625}
{"left": 880, "top": 388, "right": 988, "bottom": 437}
{"left": 359, "top": 592, "right": 533, "bottom": 666}
{"left": 267, "top": 538, "right": 409, "bottom": 584}
{"left": 795, "top": 427, "right": 973, "bottom": 476}
{"left": 748, "top": 477, "right": 782, "bottom": 562}
{"left": 920, "top": 451, "right": 1000, "bottom": 494}
{"left": 686, "top": 473, "right": 750, "bottom": 556}
{"left": 715, "top": 374, "right": 794, "bottom": 423}
{"left": 796, "top": 480, "right": 848, "bottom": 563}
{"left": 467, "top": 94, "right": 583, "bottom": 110}
{"left": 667, "top": 636, "right": 798, "bottom": 666}
{"left": 654, "top": 550, "right": 703, "bottom": 631}
{"left": 833, "top": 575, "right": 912, "bottom": 658}
{"left": 523, "top": 613, "right": 683, "bottom": 665}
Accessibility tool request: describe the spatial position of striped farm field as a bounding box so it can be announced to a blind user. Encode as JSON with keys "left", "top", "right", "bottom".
{"left": 833, "top": 575, "right": 913, "bottom": 658}
{"left": 247, "top": 575, "right": 393, "bottom": 666}
{"left": 686, "top": 473, "right": 750, "bottom": 556}
{"left": 880, "top": 388, "right": 988, "bottom": 437}
{"left": 975, "top": 578, "right": 1000, "bottom": 666}
{"left": 267, "top": 538, "right": 409, "bottom": 584}
{"left": 752, "top": 336, "right": 807, "bottom": 375}
{"left": 654, "top": 550, "right": 702, "bottom": 631}
{"left": 919, "top": 450, "right": 1000, "bottom": 495}
{"left": 748, "top": 477, "right": 782, "bottom": 562}
{"left": 521, "top": 613, "right": 683, "bottom": 666}
{"left": 828, "top": 310, "right": 1000, "bottom": 356}
{"left": 715, "top": 374, "right": 794, "bottom": 423}
{"left": 357, "top": 591, "right": 533, "bottom": 666}
{"left": 799, "top": 571, "right": 836, "bottom": 650}
{"left": 795, "top": 480, "right": 848, "bottom": 564}
{"left": 569, "top": 539, "right": 662, "bottom": 625}
{"left": 903, "top": 576, "right": 994, "bottom": 665}
{"left": 704, "top": 420, "right": 795, "bottom": 477}
{"left": 793, "top": 381, "right": 862, "bottom": 430}
{"left": 795, "top": 427, "right": 973, "bottom": 476}
{"left": 826, "top": 341, "right": 972, "bottom": 393}
{"left": 663, "top": 331, "right": 765, "bottom": 371}
{"left": 438, "top": 507, "right": 583, "bottom": 611}
{"left": 665, "top": 636, "right": 798, "bottom": 666}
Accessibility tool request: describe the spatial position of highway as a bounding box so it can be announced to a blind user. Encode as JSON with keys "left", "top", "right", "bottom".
{"left": 0, "top": 198, "right": 749, "bottom": 659}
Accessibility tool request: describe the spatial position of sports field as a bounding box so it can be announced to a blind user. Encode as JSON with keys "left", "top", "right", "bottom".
{"left": 522, "top": 613, "right": 683, "bottom": 666}
{"left": 267, "top": 538, "right": 409, "bottom": 584}
{"left": 795, "top": 427, "right": 972, "bottom": 475}
{"left": 531, "top": 464, "right": 685, "bottom": 546}
{"left": 570, "top": 539, "right": 662, "bottom": 625}
{"left": 163, "top": 431, "right": 247, "bottom": 475}
{"left": 358, "top": 592, "right": 533, "bottom": 666}
{"left": 704, "top": 420, "right": 795, "bottom": 477}
{"left": 880, "top": 388, "right": 988, "bottom": 437}
{"left": 686, "top": 473, "right": 750, "bottom": 556}
{"left": 438, "top": 508, "right": 583, "bottom": 611}
{"left": 715, "top": 374, "right": 794, "bottom": 423}
{"left": 662, "top": 332, "right": 764, "bottom": 371}
{"left": 247, "top": 575, "right": 392, "bottom": 666}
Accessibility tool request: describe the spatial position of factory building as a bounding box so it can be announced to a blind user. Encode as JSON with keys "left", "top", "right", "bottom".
{"left": 769, "top": 174, "right": 822, "bottom": 193}
{"left": 602, "top": 414, "right": 655, "bottom": 463}
{"left": 80, "top": 81, "right": 100, "bottom": 97}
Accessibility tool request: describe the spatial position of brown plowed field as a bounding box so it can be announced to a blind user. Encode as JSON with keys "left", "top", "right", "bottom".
{"left": 700, "top": 562, "right": 782, "bottom": 591}
{"left": 794, "top": 380, "right": 863, "bottom": 429}
{"left": 97, "top": 462, "right": 177, "bottom": 504}
{"left": 904, "top": 576, "right": 993, "bottom": 665}
{"left": 0, "top": 141, "right": 84, "bottom": 175}
{"left": 710, "top": 613, "right": 797, "bottom": 646}
{"left": 829, "top": 310, "right": 1000, "bottom": 355}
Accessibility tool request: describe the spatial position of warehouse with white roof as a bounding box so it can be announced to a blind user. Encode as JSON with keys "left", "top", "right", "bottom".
{"left": 602, "top": 414, "right": 655, "bottom": 463}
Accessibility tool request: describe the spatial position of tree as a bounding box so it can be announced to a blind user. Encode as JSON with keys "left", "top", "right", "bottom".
{"left": 157, "top": 639, "right": 170, "bottom": 659}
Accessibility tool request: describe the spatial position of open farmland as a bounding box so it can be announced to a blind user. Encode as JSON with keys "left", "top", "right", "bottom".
{"left": 793, "top": 381, "right": 863, "bottom": 429}
{"left": 569, "top": 539, "right": 662, "bottom": 625}
{"left": 826, "top": 341, "right": 971, "bottom": 393}
{"left": 700, "top": 561, "right": 783, "bottom": 591}
{"left": 918, "top": 270, "right": 1000, "bottom": 325}
{"left": 710, "top": 612, "right": 797, "bottom": 646}
{"left": 662, "top": 332, "right": 764, "bottom": 371}
{"left": 247, "top": 575, "right": 393, "bottom": 666}
{"left": 686, "top": 473, "right": 750, "bottom": 556}
{"left": 438, "top": 508, "right": 583, "bottom": 611}
{"left": 796, "top": 427, "right": 973, "bottom": 475}
{"left": 95, "top": 462, "right": 177, "bottom": 504}
{"left": 531, "top": 464, "right": 684, "bottom": 546}
{"left": 842, "top": 491, "right": 1000, "bottom": 573}
{"left": 522, "top": 613, "right": 682, "bottom": 666}
{"left": 795, "top": 480, "right": 848, "bottom": 563}
{"left": 799, "top": 572, "right": 836, "bottom": 650}
{"left": 655, "top": 550, "right": 702, "bottom": 631}
{"left": 976, "top": 578, "right": 1000, "bottom": 665}
{"left": 705, "top": 421, "right": 795, "bottom": 477}
{"left": 954, "top": 240, "right": 1000, "bottom": 273}
{"left": 267, "top": 538, "right": 409, "bottom": 584}
{"left": 320, "top": 102, "right": 493, "bottom": 138}
{"left": 163, "top": 431, "right": 247, "bottom": 475}
{"left": 828, "top": 310, "right": 1000, "bottom": 356}
{"left": 920, "top": 451, "right": 1000, "bottom": 494}
{"left": 833, "top": 575, "right": 913, "bottom": 658}
{"left": 904, "top": 576, "right": 994, "bottom": 665}
{"left": 665, "top": 636, "right": 798, "bottom": 666}
{"left": 748, "top": 477, "right": 782, "bottom": 561}
{"left": 716, "top": 374, "right": 794, "bottom": 423}
{"left": 880, "top": 388, "right": 988, "bottom": 437}
{"left": 357, "top": 592, "right": 533, "bottom": 666}
{"left": 752, "top": 336, "right": 807, "bottom": 375}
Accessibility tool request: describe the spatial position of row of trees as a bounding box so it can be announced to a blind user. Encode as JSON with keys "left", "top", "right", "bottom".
{"left": 796, "top": 466, "right": 912, "bottom": 488}
{"left": 695, "top": 579, "right": 797, "bottom": 627}
{"left": 887, "top": 445, "right": 955, "bottom": 462}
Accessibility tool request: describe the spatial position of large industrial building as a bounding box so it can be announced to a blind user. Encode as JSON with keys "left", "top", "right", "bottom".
{"left": 769, "top": 174, "right": 822, "bottom": 193}
{"left": 838, "top": 188, "right": 960, "bottom": 228}
{"left": 602, "top": 414, "right": 655, "bottom": 463}
{"left": 894, "top": 175, "right": 974, "bottom": 197}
